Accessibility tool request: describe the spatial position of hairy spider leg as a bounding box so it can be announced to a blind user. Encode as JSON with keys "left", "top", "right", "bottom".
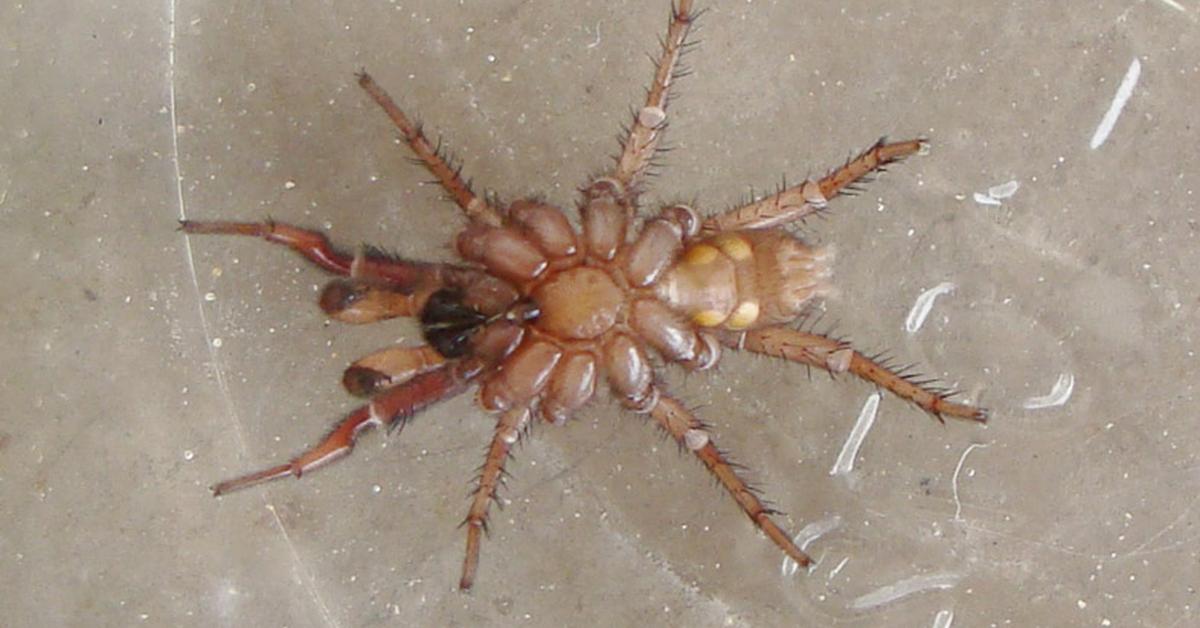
{"left": 702, "top": 138, "right": 926, "bottom": 234}
{"left": 459, "top": 406, "right": 532, "bottom": 590}
{"left": 726, "top": 326, "right": 988, "bottom": 423}
{"left": 647, "top": 393, "right": 813, "bottom": 568}
{"left": 357, "top": 72, "right": 504, "bottom": 226}
{"left": 612, "top": 0, "right": 698, "bottom": 194}
{"left": 179, "top": 219, "right": 438, "bottom": 289}
{"left": 211, "top": 364, "right": 473, "bottom": 496}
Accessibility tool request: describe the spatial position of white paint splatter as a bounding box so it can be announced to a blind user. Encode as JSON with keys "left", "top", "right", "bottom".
{"left": 932, "top": 609, "right": 955, "bottom": 628}
{"left": 905, "top": 282, "right": 957, "bottom": 333}
{"left": 973, "top": 179, "right": 1019, "bottom": 206}
{"left": 1089, "top": 58, "right": 1141, "bottom": 150}
{"left": 781, "top": 515, "right": 843, "bottom": 576}
{"left": 987, "top": 180, "right": 1020, "bottom": 199}
{"left": 586, "top": 20, "right": 603, "bottom": 49}
{"left": 850, "top": 572, "right": 961, "bottom": 610}
{"left": 971, "top": 192, "right": 1002, "bottom": 206}
{"left": 828, "top": 556, "right": 850, "bottom": 580}
{"left": 1154, "top": 0, "right": 1186, "bottom": 14}
{"left": 952, "top": 443, "right": 990, "bottom": 521}
{"left": 1023, "top": 372, "right": 1075, "bottom": 409}
{"left": 830, "top": 393, "right": 881, "bottom": 476}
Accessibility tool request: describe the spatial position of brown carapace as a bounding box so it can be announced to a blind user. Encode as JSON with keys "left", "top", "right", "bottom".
{"left": 183, "top": 0, "right": 986, "bottom": 590}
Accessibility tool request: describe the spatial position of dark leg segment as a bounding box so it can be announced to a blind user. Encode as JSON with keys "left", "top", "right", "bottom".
{"left": 211, "top": 364, "right": 472, "bottom": 496}
{"left": 726, "top": 326, "right": 987, "bottom": 423}
{"left": 460, "top": 406, "right": 531, "bottom": 590}
{"left": 702, "top": 138, "right": 925, "bottom": 234}
{"left": 648, "top": 392, "right": 813, "bottom": 568}
{"left": 357, "top": 72, "right": 503, "bottom": 226}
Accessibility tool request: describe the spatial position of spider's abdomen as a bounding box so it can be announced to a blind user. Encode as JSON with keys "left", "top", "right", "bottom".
{"left": 655, "top": 231, "right": 834, "bottom": 330}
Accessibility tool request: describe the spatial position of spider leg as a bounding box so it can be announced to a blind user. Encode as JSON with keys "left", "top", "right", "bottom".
{"left": 211, "top": 364, "right": 472, "bottom": 496}
{"left": 725, "top": 326, "right": 987, "bottom": 423}
{"left": 611, "top": 0, "right": 699, "bottom": 193}
{"left": 647, "top": 392, "right": 813, "bottom": 569}
{"left": 357, "top": 72, "right": 504, "bottom": 226}
{"left": 342, "top": 344, "right": 446, "bottom": 397}
{"left": 460, "top": 406, "right": 532, "bottom": 590}
{"left": 179, "top": 219, "right": 440, "bottom": 288}
{"left": 701, "top": 138, "right": 926, "bottom": 234}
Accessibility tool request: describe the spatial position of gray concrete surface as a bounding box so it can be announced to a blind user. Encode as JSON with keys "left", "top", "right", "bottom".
{"left": 3, "top": 0, "right": 1198, "bottom": 626}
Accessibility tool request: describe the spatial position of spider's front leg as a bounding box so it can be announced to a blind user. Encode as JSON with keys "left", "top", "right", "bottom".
{"left": 179, "top": 219, "right": 441, "bottom": 292}
{"left": 725, "top": 326, "right": 987, "bottom": 423}
{"left": 212, "top": 361, "right": 475, "bottom": 496}
{"left": 357, "top": 72, "right": 504, "bottom": 226}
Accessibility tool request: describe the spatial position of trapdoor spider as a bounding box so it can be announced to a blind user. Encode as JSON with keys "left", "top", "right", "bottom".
{"left": 183, "top": 0, "right": 986, "bottom": 590}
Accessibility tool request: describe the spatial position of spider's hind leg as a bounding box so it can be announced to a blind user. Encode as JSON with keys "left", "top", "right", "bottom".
{"left": 646, "top": 391, "right": 813, "bottom": 569}
{"left": 702, "top": 138, "right": 927, "bottom": 234}
{"left": 727, "top": 326, "right": 987, "bottom": 423}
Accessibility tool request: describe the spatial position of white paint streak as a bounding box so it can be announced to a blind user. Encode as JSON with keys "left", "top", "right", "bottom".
{"left": 169, "top": 3, "right": 339, "bottom": 626}
{"left": 828, "top": 556, "right": 850, "bottom": 580}
{"left": 796, "top": 517, "right": 843, "bottom": 551}
{"left": 781, "top": 515, "right": 843, "bottom": 576}
{"left": 830, "top": 393, "right": 881, "bottom": 476}
{"left": 849, "top": 572, "right": 961, "bottom": 610}
{"left": 952, "top": 443, "right": 990, "bottom": 521}
{"left": 973, "top": 180, "right": 1019, "bottom": 206}
{"left": 972, "top": 192, "right": 1002, "bottom": 206}
{"left": 1155, "top": 0, "right": 1186, "bottom": 13}
{"left": 987, "top": 179, "right": 1020, "bottom": 199}
{"left": 905, "top": 282, "right": 957, "bottom": 333}
{"left": 932, "top": 609, "right": 955, "bottom": 628}
{"left": 1023, "top": 372, "right": 1075, "bottom": 409}
{"left": 1089, "top": 58, "right": 1141, "bottom": 150}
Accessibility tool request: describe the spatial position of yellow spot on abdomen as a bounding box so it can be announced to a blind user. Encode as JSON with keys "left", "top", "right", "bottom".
{"left": 725, "top": 301, "right": 760, "bottom": 330}
{"left": 683, "top": 243, "right": 719, "bottom": 266}
{"left": 713, "top": 233, "right": 752, "bottom": 261}
{"left": 692, "top": 309, "right": 726, "bottom": 327}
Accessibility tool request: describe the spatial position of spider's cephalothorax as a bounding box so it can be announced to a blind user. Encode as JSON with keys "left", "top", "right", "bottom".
{"left": 182, "top": 0, "right": 986, "bottom": 590}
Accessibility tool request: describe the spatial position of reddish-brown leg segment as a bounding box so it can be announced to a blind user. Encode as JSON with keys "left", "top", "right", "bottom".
{"left": 357, "top": 72, "right": 504, "bottom": 226}
{"left": 612, "top": 0, "right": 697, "bottom": 192}
{"left": 342, "top": 344, "right": 446, "bottom": 397}
{"left": 701, "top": 138, "right": 926, "bottom": 234}
{"left": 179, "top": 219, "right": 439, "bottom": 288}
{"left": 726, "top": 326, "right": 987, "bottom": 423}
{"left": 648, "top": 392, "right": 812, "bottom": 568}
{"left": 460, "top": 406, "right": 532, "bottom": 590}
{"left": 212, "top": 364, "right": 473, "bottom": 496}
